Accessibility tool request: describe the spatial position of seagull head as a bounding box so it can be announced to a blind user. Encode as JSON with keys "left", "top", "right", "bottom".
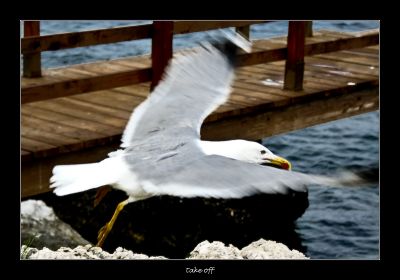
{"left": 201, "top": 140, "right": 292, "bottom": 170}
{"left": 237, "top": 141, "right": 292, "bottom": 170}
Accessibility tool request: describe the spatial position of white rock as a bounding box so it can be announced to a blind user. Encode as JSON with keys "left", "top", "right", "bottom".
{"left": 188, "top": 240, "right": 243, "bottom": 259}
{"left": 241, "top": 239, "right": 308, "bottom": 259}
{"left": 22, "top": 245, "right": 166, "bottom": 260}
{"left": 21, "top": 200, "right": 56, "bottom": 222}
{"left": 21, "top": 200, "right": 90, "bottom": 250}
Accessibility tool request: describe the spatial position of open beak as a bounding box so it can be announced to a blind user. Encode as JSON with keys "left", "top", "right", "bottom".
{"left": 264, "top": 155, "right": 292, "bottom": 170}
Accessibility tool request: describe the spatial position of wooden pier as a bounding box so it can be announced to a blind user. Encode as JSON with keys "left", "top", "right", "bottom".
{"left": 21, "top": 21, "right": 379, "bottom": 198}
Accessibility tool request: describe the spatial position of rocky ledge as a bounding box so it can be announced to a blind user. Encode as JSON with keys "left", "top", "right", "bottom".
{"left": 21, "top": 239, "right": 308, "bottom": 259}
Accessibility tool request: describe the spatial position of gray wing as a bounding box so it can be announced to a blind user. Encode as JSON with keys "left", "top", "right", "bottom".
{"left": 139, "top": 154, "right": 362, "bottom": 199}
{"left": 121, "top": 43, "right": 235, "bottom": 148}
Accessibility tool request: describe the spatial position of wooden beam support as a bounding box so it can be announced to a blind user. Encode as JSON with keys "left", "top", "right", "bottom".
{"left": 201, "top": 86, "right": 378, "bottom": 141}
{"left": 23, "top": 21, "right": 42, "bottom": 78}
{"left": 284, "top": 21, "right": 306, "bottom": 91}
{"left": 22, "top": 68, "right": 151, "bottom": 104}
{"left": 151, "top": 21, "right": 173, "bottom": 90}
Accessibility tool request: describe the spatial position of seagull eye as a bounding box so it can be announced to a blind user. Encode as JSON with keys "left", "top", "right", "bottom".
{"left": 260, "top": 150, "right": 266, "bottom": 155}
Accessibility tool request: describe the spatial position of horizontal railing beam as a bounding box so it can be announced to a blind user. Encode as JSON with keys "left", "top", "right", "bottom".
{"left": 173, "top": 21, "right": 269, "bottom": 34}
{"left": 238, "top": 32, "right": 378, "bottom": 66}
{"left": 21, "top": 21, "right": 270, "bottom": 54}
{"left": 21, "top": 24, "right": 153, "bottom": 54}
{"left": 21, "top": 68, "right": 151, "bottom": 104}
{"left": 304, "top": 33, "right": 379, "bottom": 55}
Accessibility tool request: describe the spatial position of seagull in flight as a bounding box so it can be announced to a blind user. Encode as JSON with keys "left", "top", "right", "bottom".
{"left": 50, "top": 31, "right": 366, "bottom": 247}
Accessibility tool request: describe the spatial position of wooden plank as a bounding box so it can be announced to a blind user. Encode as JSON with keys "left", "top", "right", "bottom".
{"left": 21, "top": 113, "right": 123, "bottom": 161}
{"left": 21, "top": 125, "right": 83, "bottom": 147}
{"left": 230, "top": 89, "right": 270, "bottom": 104}
{"left": 56, "top": 97, "right": 133, "bottom": 120}
{"left": 314, "top": 52, "right": 379, "bottom": 67}
{"left": 231, "top": 87, "right": 280, "bottom": 102}
{"left": 117, "top": 82, "right": 235, "bottom": 112}
{"left": 249, "top": 62, "right": 375, "bottom": 86}
{"left": 151, "top": 21, "right": 173, "bottom": 90}
{"left": 23, "top": 21, "right": 42, "bottom": 77}
{"left": 284, "top": 21, "right": 305, "bottom": 91}
{"left": 21, "top": 114, "right": 105, "bottom": 141}
{"left": 173, "top": 21, "right": 269, "bottom": 34}
{"left": 113, "top": 83, "right": 151, "bottom": 98}
{"left": 21, "top": 68, "right": 152, "bottom": 104}
{"left": 71, "top": 89, "right": 145, "bottom": 112}
{"left": 236, "top": 66, "right": 331, "bottom": 92}
{"left": 21, "top": 24, "right": 152, "bottom": 54}
{"left": 110, "top": 54, "right": 152, "bottom": 68}
{"left": 28, "top": 99, "right": 128, "bottom": 129}
{"left": 305, "top": 56, "right": 379, "bottom": 77}
{"left": 22, "top": 105, "right": 121, "bottom": 136}
{"left": 22, "top": 136, "right": 57, "bottom": 152}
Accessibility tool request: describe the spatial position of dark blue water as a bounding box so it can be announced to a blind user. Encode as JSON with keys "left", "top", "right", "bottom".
{"left": 24, "top": 20, "right": 379, "bottom": 259}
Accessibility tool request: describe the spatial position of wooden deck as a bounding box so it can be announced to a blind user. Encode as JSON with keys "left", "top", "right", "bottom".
{"left": 21, "top": 29, "right": 379, "bottom": 198}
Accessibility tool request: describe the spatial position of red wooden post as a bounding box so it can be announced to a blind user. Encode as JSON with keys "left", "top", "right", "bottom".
{"left": 284, "top": 21, "right": 305, "bottom": 91}
{"left": 151, "top": 21, "right": 173, "bottom": 90}
{"left": 23, "top": 21, "right": 42, "bottom": 78}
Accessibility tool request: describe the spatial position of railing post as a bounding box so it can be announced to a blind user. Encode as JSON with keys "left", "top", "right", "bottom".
{"left": 23, "top": 21, "right": 42, "bottom": 78}
{"left": 151, "top": 21, "right": 173, "bottom": 90}
{"left": 284, "top": 21, "right": 305, "bottom": 91}
{"left": 236, "top": 25, "right": 250, "bottom": 40}
{"left": 305, "top": 21, "right": 313, "bottom": 37}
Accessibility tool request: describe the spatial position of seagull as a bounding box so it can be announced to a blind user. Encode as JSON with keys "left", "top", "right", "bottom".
{"left": 50, "top": 31, "right": 366, "bottom": 247}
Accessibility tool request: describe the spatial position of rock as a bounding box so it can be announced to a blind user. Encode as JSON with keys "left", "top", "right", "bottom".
{"left": 21, "top": 200, "right": 91, "bottom": 250}
{"left": 21, "top": 239, "right": 308, "bottom": 259}
{"left": 21, "top": 244, "right": 167, "bottom": 259}
{"left": 241, "top": 239, "right": 308, "bottom": 259}
{"left": 37, "top": 188, "right": 309, "bottom": 258}
{"left": 188, "top": 241, "right": 242, "bottom": 259}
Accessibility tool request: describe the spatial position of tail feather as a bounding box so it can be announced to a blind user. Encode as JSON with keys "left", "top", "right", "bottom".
{"left": 50, "top": 158, "right": 122, "bottom": 196}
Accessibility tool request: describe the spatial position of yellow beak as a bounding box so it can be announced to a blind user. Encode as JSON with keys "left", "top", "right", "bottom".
{"left": 269, "top": 156, "right": 292, "bottom": 170}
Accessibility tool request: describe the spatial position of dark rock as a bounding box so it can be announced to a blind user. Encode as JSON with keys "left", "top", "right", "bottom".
{"left": 35, "top": 188, "right": 308, "bottom": 258}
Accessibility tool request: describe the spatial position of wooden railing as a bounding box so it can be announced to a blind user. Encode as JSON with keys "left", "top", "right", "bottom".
{"left": 21, "top": 20, "right": 379, "bottom": 104}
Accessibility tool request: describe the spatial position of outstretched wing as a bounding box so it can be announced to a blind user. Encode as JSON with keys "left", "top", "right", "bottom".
{"left": 139, "top": 154, "right": 366, "bottom": 199}
{"left": 121, "top": 32, "right": 250, "bottom": 147}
